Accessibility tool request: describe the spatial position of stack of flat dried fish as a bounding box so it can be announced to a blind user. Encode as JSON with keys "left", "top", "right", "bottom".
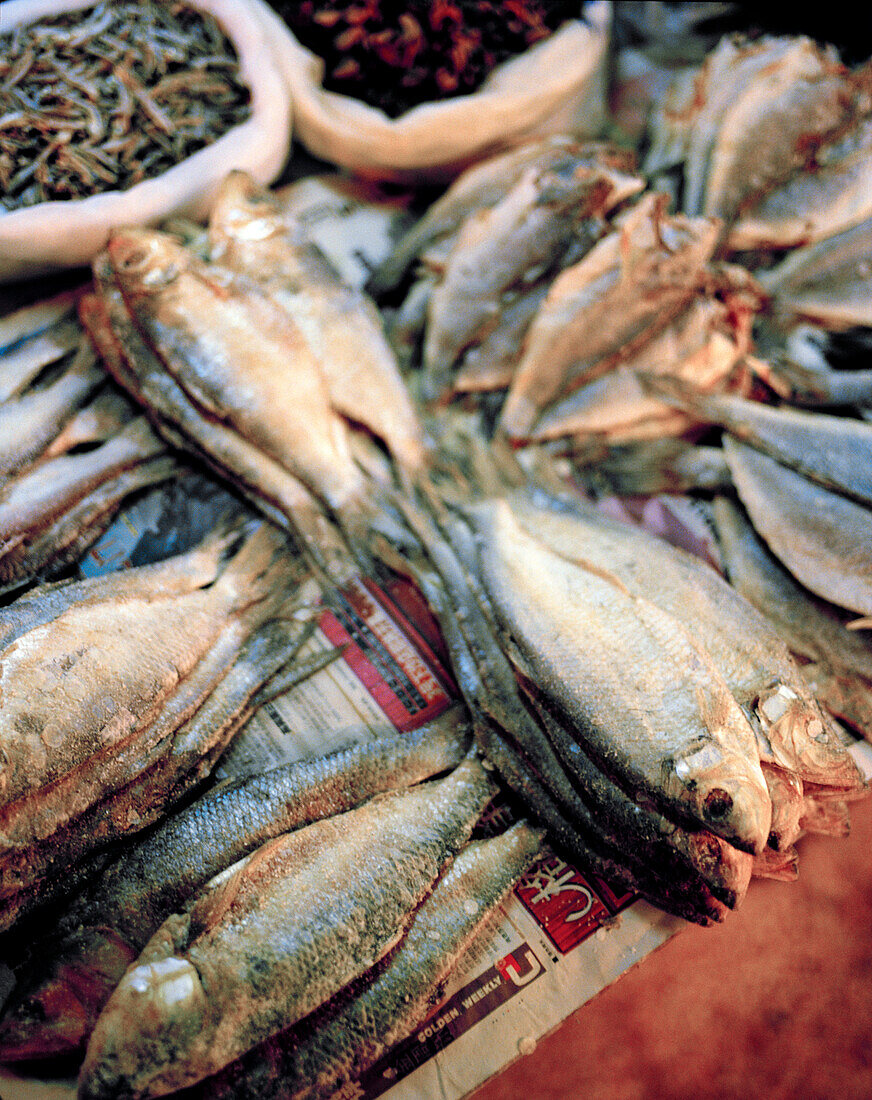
{"left": 0, "top": 521, "right": 318, "bottom": 933}
{"left": 371, "top": 143, "right": 763, "bottom": 450}
{"left": 0, "top": 292, "right": 176, "bottom": 593}
{"left": 369, "top": 137, "right": 645, "bottom": 400}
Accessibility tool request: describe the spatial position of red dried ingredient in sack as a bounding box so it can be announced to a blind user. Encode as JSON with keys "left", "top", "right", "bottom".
{"left": 269, "top": 0, "right": 583, "bottom": 118}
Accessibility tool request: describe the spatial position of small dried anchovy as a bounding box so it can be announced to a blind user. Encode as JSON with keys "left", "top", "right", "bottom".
{"left": 272, "top": 0, "right": 583, "bottom": 118}
{"left": 0, "top": 1, "right": 252, "bottom": 211}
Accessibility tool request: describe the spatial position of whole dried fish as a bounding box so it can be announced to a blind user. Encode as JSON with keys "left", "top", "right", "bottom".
{"left": 198, "top": 821, "right": 544, "bottom": 1100}
{"left": 207, "top": 172, "right": 428, "bottom": 483}
{"left": 365, "top": 137, "right": 626, "bottom": 297}
{"left": 384, "top": 509, "right": 747, "bottom": 924}
{"left": 0, "top": 343, "right": 104, "bottom": 481}
{"left": 724, "top": 436, "right": 872, "bottom": 617}
{"left": 0, "top": 724, "right": 469, "bottom": 1061}
{"left": 645, "top": 36, "right": 853, "bottom": 226}
{"left": 0, "top": 523, "right": 306, "bottom": 929}
{"left": 498, "top": 490, "right": 862, "bottom": 791}
{"left": 78, "top": 758, "right": 495, "bottom": 1098}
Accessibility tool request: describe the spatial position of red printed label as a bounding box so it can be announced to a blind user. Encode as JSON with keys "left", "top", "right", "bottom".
{"left": 319, "top": 578, "right": 454, "bottom": 732}
{"left": 515, "top": 853, "right": 627, "bottom": 954}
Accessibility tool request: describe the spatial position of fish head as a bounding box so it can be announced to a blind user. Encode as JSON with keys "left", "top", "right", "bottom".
{"left": 668, "top": 739, "right": 772, "bottom": 855}
{"left": 78, "top": 955, "right": 207, "bottom": 1100}
{"left": 755, "top": 683, "right": 866, "bottom": 790}
{"left": 107, "top": 228, "right": 187, "bottom": 294}
{"left": 0, "top": 927, "right": 137, "bottom": 1061}
{"left": 209, "top": 170, "right": 284, "bottom": 245}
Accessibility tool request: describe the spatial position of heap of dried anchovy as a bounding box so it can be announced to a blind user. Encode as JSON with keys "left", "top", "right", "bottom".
{"left": 0, "top": 1, "right": 251, "bottom": 212}
{"left": 273, "top": 0, "right": 582, "bottom": 117}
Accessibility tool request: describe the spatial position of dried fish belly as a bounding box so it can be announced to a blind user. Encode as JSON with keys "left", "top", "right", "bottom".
{"left": 0, "top": 725, "right": 469, "bottom": 1061}
{"left": 197, "top": 821, "right": 544, "bottom": 1100}
{"left": 78, "top": 759, "right": 495, "bottom": 1098}
{"left": 0, "top": 523, "right": 306, "bottom": 930}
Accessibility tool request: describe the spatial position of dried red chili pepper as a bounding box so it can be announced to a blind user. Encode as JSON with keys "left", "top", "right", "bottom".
{"left": 268, "top": 1, "right": 583, "bottom": 118}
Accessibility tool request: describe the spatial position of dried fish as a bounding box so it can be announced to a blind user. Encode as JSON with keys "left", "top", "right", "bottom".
{"left": 207, "top": 172, "right": 428, "bottom": 483}
{"left": 0, "top": 523, "right": 307, "bottom": 929}
{"left": 198, "top": 821, "right": 544, "bottom": 1100}
{"left": 757, "top": 216, "right": 872, "bottom": 329}
{"left": 366, "top": 137, "right": 627, "bottom": 296}
{"left": 500, "top": 194, "right": 721, "bottom": 439}
{"left": 0, "top": 724, "right": 469, "bottom": 1061}
{"left": 646, "top": 377, "right": 872, "bottom": 506}
{"left": 494, "top": 491, "right": 862, "bottom": 791}
{"left": 724, "top": 436, "right": 872, "bottom": 617}
{"left": 100, "top": 227, "right": 388, "bottom": 574}
{"left": 712, "top": 495, "right": 872, "bottom": 741}
{"left": 453, "top": 498, "right": 772, "bottom": 852}
{"left": 0, "top": 343, "right": 105, "bottom": 481}
{"left": 78, "top": 758, "right": 495, "bottom": 1098}
{"left": 421, "top": 158, "right": 642, "bottom": 399}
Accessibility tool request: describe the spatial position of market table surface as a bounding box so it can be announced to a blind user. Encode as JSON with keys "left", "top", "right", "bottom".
{"left": 473, "top": 792, "right": 872, "bottom": 1100}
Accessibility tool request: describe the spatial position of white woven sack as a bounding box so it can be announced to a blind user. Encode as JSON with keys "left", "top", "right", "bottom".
{"left": 252, "top": 0, "right": 611, "bottom": 181}
{"left": 0, "top": 0, "right": 293, "bottom": 283}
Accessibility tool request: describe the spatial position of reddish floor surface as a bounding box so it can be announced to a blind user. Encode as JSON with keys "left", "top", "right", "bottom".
{"left": 472, "top": 794, "right": 872, "bottom": 1100}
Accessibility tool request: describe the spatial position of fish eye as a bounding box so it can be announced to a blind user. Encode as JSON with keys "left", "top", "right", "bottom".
{"left": 704, "top": 788, "right": 733, "bottom": 820}
{"left": 117, "top": 247, "right": 151, "bottom": 271}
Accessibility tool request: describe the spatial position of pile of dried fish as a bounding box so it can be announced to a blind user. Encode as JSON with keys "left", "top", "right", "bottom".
{"left": 72, "top": 753, "right": 532, "bottom": 1099}
{"left": 0, "top": 725, "right": 471, "bottom": 1061}
{"left": 0, "top": 292, "right": 176, "bottom": 593}
{"left": 0, "top": 1, "right": 252, "bottom": 211}
{"left": 1, "top": 16, "right": 871, "bottom": 1100}
{"left": 80, "top": 172, "right": 427, "bottom": 582}
{"left": 372, "top": 438, "right": 866, "bottom": 927}
{"left": 370, "top": 137, "right": 764, "bottom": 449}
{"left": 0, "top": 521, "right": 320, "bottom": 933}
